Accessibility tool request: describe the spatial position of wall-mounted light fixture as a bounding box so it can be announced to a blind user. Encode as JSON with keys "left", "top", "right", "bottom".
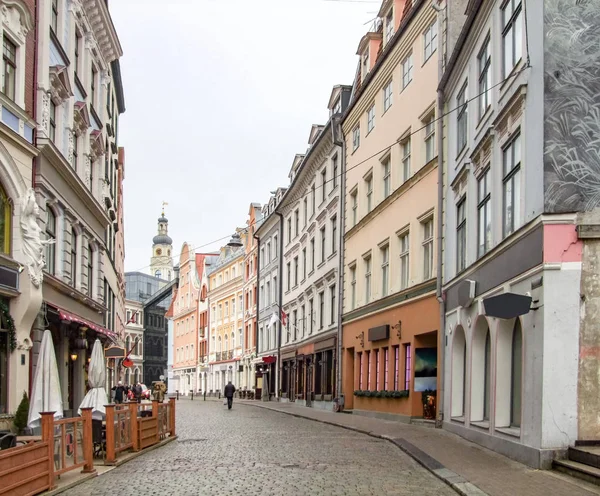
{"left": 70, "top": 353, "right": 78, "bottom": 361}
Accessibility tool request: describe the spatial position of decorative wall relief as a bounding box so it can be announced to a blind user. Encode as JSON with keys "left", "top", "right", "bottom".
{"left": 544, "top": 0, "right": 600, "bottom": 212}
{"left": 19, "top": 189, "right": 55, "bottom": 288}
{"left": 39, "top": 92, "right": 50, "bottom": 136}
{"left": 67, "top": 130, "right": 74, "bottom": 166}
{"left": 84, "top": 155, "right": 91, "bottom": 187}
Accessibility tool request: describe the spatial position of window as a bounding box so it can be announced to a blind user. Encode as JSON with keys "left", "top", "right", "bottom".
{"left": 293, "top": 256, "right": 298, "bottom": 286}
{"left": 2, "top": 36, "right": 16, "bottom": 101}
{"left": 292, "top": 310, "right": 297, "bottom": 340}
{"left": 286, "top": 262, "right": 291, "bottom": 291}
{"left": 321, "top": 168, "right": 327, "bottom": 202}
{"left": 333, "top": 98, "right": 341, "bottom": 114}
{"left": 273, "top": 235, "right": 278, "bottom": 258}
{"left": 303, "top": 198, "right": 308, "bottom": 226}
{"left": 367, "top": 105, "right": 375, "bottom": 133}
{"left": 225, "top": 301, "right": 229, "bottom": 317}
{"left": 331, "top": 216, "right": 337, "bottom": 254}
{"left": 402, "top": 53, "right": 413, "bottom": 89}
{"left": 318, "top": 291, "right": 324, "bottom": 329}
{"left": 422, "top": 219, "right": 434, "bottom": 280}
{"left": 382, "top": 158, "right": 391, "bottom": 199}
{"left": 456, "top": 198, "right": 467, "bottom": 273}
{"left": 266, "top": 280, "right": 270, "bottom": 305}
{"left": 351, "top": 190, "right": 358, "bottom": 227}
{"left": 301, "top": 305, "right": 305, "bottom": 336}
{"left": 302, "top": 247, "right": 307, "bottom": 280}
{"left": 287, "top": 218, "right": 292, "bottom": 243}
{"left": 385, "top": 9, "right": 394, "bottom": 43}
{"left": 402, "top": 138, "right": 411, "bottom": 182}
{"left": 294, "top": 209, "right": 299, "bottom": 236}
{"left": 367, "top": 351, "right": 372, "bottom": 389}
{"left": 364, "top": 255, "right": 372, "bottom": 304}
{"left": 362, "top": 51, "right": 369, "bottom": 80}
{"left": 309, "top": 298, "right": 314, "bottom": 334}
{"left": 375, "top": 350, "right": 380, "bottom": 390}
{"left": 424, "top": 115, "right": 435, "bottom": 163}
{"left": 51, "top": 0, "right": 58, "bottom": 32}
{"left": 381, "top": 244, "right": 389, "bottom": 297}
{"left": 358, "top": 352, "right": 364, "bottom": 389}
{"left": 232, "top": 298, "right": 236, "bottom": 315}
{"left": 393, "top": 347, "right": 399, "bottom": 390}
{"left": 0, "top": 184, "right": 11, "bottom": 254}
{"left": 332, "top": 156, "right": 338, "bottom": 189}
{"left": 349, "top": 264, "right": 356, "bottom": 310}
{"left": 503, "top": 133, "right": 521, "bottom": 237}
{"left": 320, "top": 226, "right": 326, "bottom": 262}
{"left": 352, "top": 125, "right": 360, "bottom": 151}
{"left": 260, "top": 247, "right": 264, "bottom": 268}
{"left": 457, "top": 82, "right": 468, "bottom": 154}
{"left": 384, "top": 348, "right": 389, "bottom": 390}
{"left": 478, "top": 168, "right": 492, "bottom": 256}
{"left": 399, "top": 232, "right": 409, "bottom": 290}
{"left": 502, "top": 0, "right": 523, "bottom": 77}
{"left": 330, "top": 284, "right": 336, "bottom": 324}
{"left": 311, "top": 184, "right": 316, "bottom": 214}
{"left": 478, "top": 37, "right": 491, "bottom": 118}
{"left": 74, "top": 31, "right": 81, "bottom": 77}
{"left": 91, "top": 65, "right": 97, "bottom": 108}
{"left": 70, "top": 229, "right": 77, "bottom": 287}
{"left": 49, "top": 101, "right": 56, "bottom": 141}
{"left": 383, "top": 80, "right": 393, "bottom": 112}
{"left": 423, "top": 22, "right": 437, "bottom": 61}
{"left": 72, "top": 134, "right": 78, "bottom": 169}
{"left": 365, "top": 175, "right": 373, "bottom": 214}
{"left": 46, "top": 209, "right": 56, "bottom": 275}
{"left": 87, "top": 244, "right": 93, "bottom": 296}
{"left": 511, "top": 320, "right": 523, "bottom": 427}
{"left": 310, "top": 237, "right": 315, "bottom": 271}
{"left": 404, "top": 344, "right": 412, "bottom": 390}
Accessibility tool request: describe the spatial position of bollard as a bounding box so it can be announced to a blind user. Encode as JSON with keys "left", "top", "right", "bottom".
{"left": 203, "top": 391, "right": 206, "bottom": 401}
{"left": 218, "top": 391, "right": 221, "bottom": 399}
{"left": 191, "top": 390, "right": 193, "bottom": 401}
{"left": 176, "top": 390, "right": 179, "bottom": 400}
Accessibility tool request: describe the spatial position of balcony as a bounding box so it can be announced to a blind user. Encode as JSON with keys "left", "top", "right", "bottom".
{"left": 227, "top": 350, "right": 233, "bottom": 360}
{"left": 215, "top": 351, "right": 222, "bottom": 361}
{"left": 102, "top": 179, "right": 113, "bottom": 209}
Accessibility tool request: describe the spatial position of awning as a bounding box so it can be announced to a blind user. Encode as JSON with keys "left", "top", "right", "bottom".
{"left": 58, "top": 309, "right": 118, "bottom": 341}
{"left": 262, "top": 356, "right": 277, "bottom": 364}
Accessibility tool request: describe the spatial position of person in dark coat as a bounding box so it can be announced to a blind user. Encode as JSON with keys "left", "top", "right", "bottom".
{"left": 112, "top": 381, "right": 125, "bottom": 404}
{"left": 224, "top": 381, "right": 236, "bottom": 410}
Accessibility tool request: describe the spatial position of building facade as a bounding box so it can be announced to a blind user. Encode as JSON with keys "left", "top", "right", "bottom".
{"left": 341, "top": 0, "right": 440, "bottom": 420}
{"left": 241, "top": 203, "right": 262, "bottom": 391}
{"left": 0, "top": 0, "right": 41, "bottom": 414}
{"left": 33, "top": 0, "right": 125, "bottom": 416}
{"left": 277, "top": 85, "right": 350, "bottom": 410}
{"left": 124, "top": 298, "right": 143, "bottom": 384}
{"left": 439, "top": 0, "right": 600, "bottom": 469}
{"left": 207, "top": 236, "right": 245, "bottom": 393}
{"left": 255, "top": 189, "right": 286, "bottom": 399}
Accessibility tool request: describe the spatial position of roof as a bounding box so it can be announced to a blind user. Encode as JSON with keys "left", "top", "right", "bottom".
{"left": 195, "top": 252, "right": 219, "bottom": 279}
{"left": 153, "top": 234, "right": 172, "bottom": 245}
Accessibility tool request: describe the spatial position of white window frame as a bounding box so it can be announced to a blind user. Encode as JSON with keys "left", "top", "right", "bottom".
{"left": 502, "top": 133, "right": 522, "bottom": 237}
{"left": 477, "top": 167, "right": 492, "bottom": 257}
{"left": 423, "top": 21, "right": 437, "bottom": 62}
{"left": 380, "top": 243, "right": 389, "bottom": 297}
{"left": 478, "top": 36, "right": 492, "bottom": 118}
{"left": 382, "top": 156, "right": 391, "bottom": 199}
{"left": 352, "top": 125, "right": 360, "bottom": 151}
{"left": 402, "top": 53, "right": 413, "bottom": 89}
{"left": 456, "top": 197, "right": 467, "bottom": 273}
{"left": 399, "top": 231, "right": 410, "bottom": 290}
{"left": 383, "top": 80, "right": 393, "bottom": 112}
{"left": 456, "top": 81, "right": 468, "bottom": 155}
{"left": 367, "top": 104, "right": 375, "bottom": 133}
{"left": 422, "top": 218, "right": 434, "bottom": 280}
{"left": 501, "top": 0, "right": 523, "bottom": 77}
{"left": 424, "top": 115, "right": 436, "bottom": 163}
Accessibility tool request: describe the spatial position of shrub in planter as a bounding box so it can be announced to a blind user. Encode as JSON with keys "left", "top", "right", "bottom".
{"left": 13, "top": 391, "right": 29, "bottom": 434}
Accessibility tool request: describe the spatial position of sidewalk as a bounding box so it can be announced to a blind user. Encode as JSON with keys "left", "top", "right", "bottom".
{"left": 239, "top": 400, "right": 600, "bottom": 496}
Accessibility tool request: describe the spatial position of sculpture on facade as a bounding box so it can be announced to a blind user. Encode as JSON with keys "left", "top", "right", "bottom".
{"left": 20, "top": 189, "right": 54, "bottom": 288}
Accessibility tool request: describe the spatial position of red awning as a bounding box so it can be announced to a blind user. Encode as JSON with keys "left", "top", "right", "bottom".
{"left": 58, "top": 309, "right": 118, "bottom": 341}
{"left": 263, "top": 356, "right": 277, "bottom": 364}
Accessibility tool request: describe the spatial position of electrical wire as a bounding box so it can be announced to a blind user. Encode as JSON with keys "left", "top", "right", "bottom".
{"left": 129, "top": 63, "right": 531, "bottom": 273}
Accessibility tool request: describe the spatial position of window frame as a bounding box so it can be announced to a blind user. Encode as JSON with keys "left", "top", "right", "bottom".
{"left": 367, "top": 104, "right": 375, "bottom": 133}
{"left": 423, "top": 22, "right": 438, "bottom": 62}
{"left": 477, "top": 167, "right": 492, "bottom": 257}
{"left": 2, "top": 36, "right": 17, "bottom": 102}
{"left": 456, "top": 81, "right": 468, "bottom": 155}
{"left": 478, "top": 36, "right": 492, "bottom": 118}
{"left": 501, "top": 0, "right": 523, "bottom": 78}
{"left": 382, "top": 157, "right": 391, "bottom": 199}
{"left": 402, "top": 138, "right": 411, "bottom": 182}
{"left": 352, "top": 125, "right": 360, "bottom": 151}
{"left": 402, "top": 53, "right": 413, "bottom": 89}
{"left": 456, "top": 196, "right": 467, "bottom": 273}
{"left": 381, "top": 243, "right": 389, "bottom": 297}
{"left": 45, "top": 209, "right": 56, "bottom": 275}
{"left": 383, "top": 80, "right": 393, "bottom": 113}
{"left": 424, "top": 115, "right": 436, "bottom": 163}
{"left": 422, "top": 218, "right": 434, "bottom": 280}
{"left": 364, "top": 254, "right": 372, "bottom": 304}
{"left": 502, "top": 133, "right": 522, "bottom": 237}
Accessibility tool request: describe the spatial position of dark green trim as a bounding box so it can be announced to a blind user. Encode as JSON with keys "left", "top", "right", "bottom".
{"left": 342, "top": 280, "right": 436, "bottom": 323}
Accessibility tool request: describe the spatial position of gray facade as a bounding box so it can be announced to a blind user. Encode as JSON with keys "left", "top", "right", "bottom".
{"left": 125, "top": 271, "right": 167, "bottom": 302}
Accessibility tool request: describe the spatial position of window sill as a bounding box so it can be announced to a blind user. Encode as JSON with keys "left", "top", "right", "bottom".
{"left": 421, "top": 49, "right": 436, "bottom": 67}
{"left": 317, "top": 261, "right": 326, "bottom": 270}
{"left": 455, "top": 143, "right": 469, "bottom": 165}
{"left": 495, "top": 426, "right": 521, "bottom": 438}
{"left": 327, "top": 252, "right": 337, "bottom": 262}
{"left": 451, "top": 416, "right": 465, "bottom": 424}
{"left": 499, "top": 59, "right": 525, "bottom": 96}
{"left": 470, "top": 420, "right": 490, "bottom": 430}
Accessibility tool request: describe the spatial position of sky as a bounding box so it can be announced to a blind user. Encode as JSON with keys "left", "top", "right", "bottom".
{"left": 111, "top": 0, "right": 378, "bottom": 273}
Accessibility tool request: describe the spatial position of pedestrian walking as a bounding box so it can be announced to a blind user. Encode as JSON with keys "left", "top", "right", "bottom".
{"left": 112, "top": 381, "right": 126, "bottom": 404}
{"left": 224, "top": 381, "right": 236, "bottom": 410}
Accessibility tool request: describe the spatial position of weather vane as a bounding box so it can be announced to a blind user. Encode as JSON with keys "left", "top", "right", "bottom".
{"left": 161, "top": 201, "right": 168, "bottom": 217}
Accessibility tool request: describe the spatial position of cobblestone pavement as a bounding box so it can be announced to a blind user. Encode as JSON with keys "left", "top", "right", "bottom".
{"left": 64, "top": 399, "right": 455, "bottom": 496}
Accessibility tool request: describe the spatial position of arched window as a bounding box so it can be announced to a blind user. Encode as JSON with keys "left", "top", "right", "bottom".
{"left": 471, "top": 318, "right": 491, "bottom": 423}
{"left": 224, "top": 334, "right": 228, "bottom": 351}
{"left": 232, "top": 266, "right": 236, "bottom": 278}
{"left": 231, "top": 332, "right": 235, "bottom": 350}
{"left": 155, "top": 269, "right": 161, "bottom": 279}
{"left": 87, "top": 244, "right": 94, "bottom": 296}
{"left": 125, "top": 335, "right": 130, "bottom": 351}
{"left": 218, "top": 336, "right": 222, "bottom": 352}
{"left": 0, "top": 183, "right": 11, "bottom": 254}
{"left": 495, "top": 319, "right": 523, "bottom": 429}
{"left": 510, "top": 320, "right": 522, "bottom": 427}
{"left": 451, "top": 326, "right": 467, "bottom": 418}
{"left": 45, "top": 208, "right": 56, "bottom": 274}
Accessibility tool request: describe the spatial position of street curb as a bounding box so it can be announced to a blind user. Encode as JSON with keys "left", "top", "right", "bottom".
{"left": 244, "top": 402, "right": 488, "bottom": 496}
{"left": 43, "top": 472, "right": 99, "bottom": 496}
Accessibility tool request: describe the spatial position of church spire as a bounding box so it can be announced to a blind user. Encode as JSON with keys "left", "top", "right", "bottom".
{"left": 150, "top": 203, "right": 174, "bottom": 281}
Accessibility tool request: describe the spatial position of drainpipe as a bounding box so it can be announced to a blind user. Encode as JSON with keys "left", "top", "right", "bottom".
{"left": 31, "top": 0, "right": 39, "bottom": 189}
{"left": 433, "top": 1, "right": 446, "bottom": 429}
{"left": 274, "top": 212, "right": 284, "bottom": 400}
{"left": 253, "top": 231, "right": 261, "bottom": 386}
{"left": 333, "top": 116, "right": 346, "bottom": 411}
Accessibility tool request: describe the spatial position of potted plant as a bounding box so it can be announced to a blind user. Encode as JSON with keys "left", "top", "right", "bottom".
{"left": 421, "top": 389, "right": 436, "bottom": 420}
{"left": 13, "top": 391, "right": 29, "bottom": 435}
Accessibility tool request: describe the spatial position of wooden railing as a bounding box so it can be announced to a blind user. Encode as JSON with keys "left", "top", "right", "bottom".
{"left": 0, "top": 437, "right": 51, "bottom": 495}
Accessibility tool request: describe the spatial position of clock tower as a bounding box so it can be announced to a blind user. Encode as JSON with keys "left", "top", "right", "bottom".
{"left": 150, "top": 203, "right": 174, "bottom": 280}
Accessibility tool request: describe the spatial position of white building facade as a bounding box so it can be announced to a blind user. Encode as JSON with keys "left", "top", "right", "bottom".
{"left": 124, "top": 299, "right": 143, "bottom": 385}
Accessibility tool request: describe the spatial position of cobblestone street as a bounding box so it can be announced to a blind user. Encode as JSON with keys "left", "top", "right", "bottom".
{"left": 63, "top": 400, "right": 454, "bottom": 496}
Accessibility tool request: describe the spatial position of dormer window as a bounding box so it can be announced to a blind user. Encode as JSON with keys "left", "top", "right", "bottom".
{"left": 385, "top": 9, "right": 394, "bottom": 44}
{"left": 362, "top": 51, "right": 370, "bottom": 81}
{"left": 333, "top": 98, "right": 341, "bottom": 115}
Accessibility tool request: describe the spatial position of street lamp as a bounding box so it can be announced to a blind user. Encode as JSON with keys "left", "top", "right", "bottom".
{"left": 226, "top": 232, "right": 243, "bottom": 248}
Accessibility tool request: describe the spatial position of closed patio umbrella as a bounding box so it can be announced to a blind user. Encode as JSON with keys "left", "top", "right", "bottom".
{"left": 78, "top": 339, "right": 108, "bottom": 420}
{"left": 28, "top": 330, "right": 63, "bottom": 429}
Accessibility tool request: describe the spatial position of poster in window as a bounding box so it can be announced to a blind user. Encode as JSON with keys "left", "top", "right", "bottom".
{"left": 414, "top": 347, "right": 437, "bottom": 392}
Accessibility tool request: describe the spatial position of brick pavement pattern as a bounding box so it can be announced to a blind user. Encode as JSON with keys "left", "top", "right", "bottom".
{"left": 244, "top": 401, "right": 600, "bottom": 496}
{"left": 63, "top": 400, "right": 455, "bottom": 496}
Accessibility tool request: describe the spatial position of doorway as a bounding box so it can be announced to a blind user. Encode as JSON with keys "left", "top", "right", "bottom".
{"left": 306, "top": 357, "right": 313, "bottom": 407}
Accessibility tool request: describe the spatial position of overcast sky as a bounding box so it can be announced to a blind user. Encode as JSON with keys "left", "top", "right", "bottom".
{"left": 111, "top": 0, "right": 377, "bottom": 273}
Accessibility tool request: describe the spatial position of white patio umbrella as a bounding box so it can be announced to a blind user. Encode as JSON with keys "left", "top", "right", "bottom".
{"left": 78, "top": 339, "right": 108, "bottom": 420}
{"left": 28, "top": 330, "right": 64, "bottom": 429}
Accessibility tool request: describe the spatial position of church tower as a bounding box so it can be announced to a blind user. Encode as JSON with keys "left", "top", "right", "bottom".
{"left": 150, "top": 203, "right": 174, "bottom": 280}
